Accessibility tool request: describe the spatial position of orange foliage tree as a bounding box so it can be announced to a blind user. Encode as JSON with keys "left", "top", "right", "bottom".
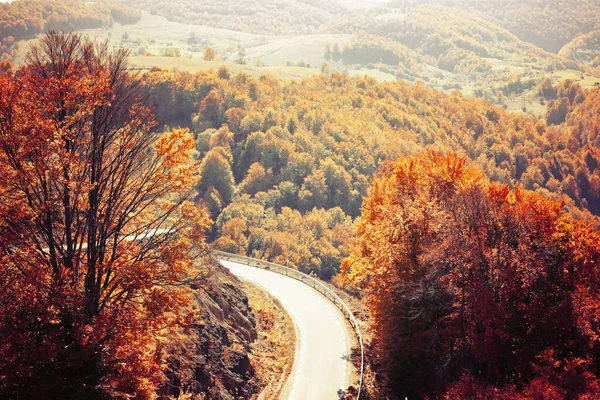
{"left": 203, "top": 47, "right": 216, "bottom": 61}
{"left": 0, "top": 32, "right": 210, "bottom": 398}
{"left": 343, "top": 151, "right": 600, "bottom": 399}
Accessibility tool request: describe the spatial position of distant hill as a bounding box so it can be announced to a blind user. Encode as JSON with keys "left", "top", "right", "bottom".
{"left": 327, "top": 4, "right": 582, "bottom": 108}
{"left": 118, "top": 0, "right": 350, "bottom": 35}
{"left": 471, "top": 0, "right": 600, "bottom": 53}
{"left": 559, "top": 30, "right": 600, "bottom": 70}
{"left": 390, "top": 0, "right": 600, "bottom": 53}
{"left": 330, "top": 4, "right": 578, "bottom": 73}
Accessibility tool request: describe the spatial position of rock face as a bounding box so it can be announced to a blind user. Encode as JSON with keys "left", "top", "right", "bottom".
{"left": 160, "top": 256, "right": 259, "bottom": 399}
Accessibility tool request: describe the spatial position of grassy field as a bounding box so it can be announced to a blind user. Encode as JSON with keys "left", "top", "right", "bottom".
{"left": 242, "top": 34, "right": 353, "bottom": 67}
{"left": 14, "top": 11, "right": 350, "bottom": 79}
{"left": 347, "top": 67, "right": 397, "bottom": 82}
{"left": 554, "top": 69, "right": 600, "bottom": 88}
{"left": 128, "top": 55, "right": 321, "bottom": 80}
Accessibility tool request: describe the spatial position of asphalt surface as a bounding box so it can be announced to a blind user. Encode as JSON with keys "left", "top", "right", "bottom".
{"left": 220, "top": 260, "right": 352, "bottom": 400}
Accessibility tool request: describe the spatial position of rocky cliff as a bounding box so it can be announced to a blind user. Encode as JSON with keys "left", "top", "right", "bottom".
{"left": 160, "top": 256, "right": 259, "bottom": 399}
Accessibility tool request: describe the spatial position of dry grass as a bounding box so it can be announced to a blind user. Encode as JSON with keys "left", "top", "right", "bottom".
{"left": 243, "top": 281, "right": 296, "bottom": 400}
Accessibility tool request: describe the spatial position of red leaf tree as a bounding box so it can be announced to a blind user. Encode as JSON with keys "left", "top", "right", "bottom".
{"left": 343, "top": 151, "right": 600, "bottom": 399}
{"left": 0, "top": 32, "right": 210, "bottom": 398}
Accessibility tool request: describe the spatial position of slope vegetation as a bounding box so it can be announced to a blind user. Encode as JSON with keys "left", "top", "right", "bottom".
{"left": 141, "top": 69, "right": 600, "bottom": 281}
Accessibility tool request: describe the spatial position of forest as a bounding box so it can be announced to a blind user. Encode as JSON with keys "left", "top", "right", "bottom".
{"left": 451, "top": 0, "right": 600, "bottom": 53}
{"left": 133, "top": 67, "right": 600, "bottom": 283}
{"left": 135, "top": 65, "right": 600, "bottom": 396}
{"left": 0, "top": 0, "right": 140, "bottom": 67}
{"left": 2, "top": 0, "right": 600, "bottom": 398}
{"left": 343, "top": 151, "right": 600, "bottom": 398}
{"left": 559, "top": 29, "right": 600, "bottom": 72}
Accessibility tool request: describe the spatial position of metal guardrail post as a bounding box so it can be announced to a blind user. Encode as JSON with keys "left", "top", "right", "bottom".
{"left": 213, "top": 249, "right": 364, "bottom": 399}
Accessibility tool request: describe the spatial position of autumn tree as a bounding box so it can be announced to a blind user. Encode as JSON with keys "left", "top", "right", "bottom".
{"left": 546, "top": 96, "right": 570, "bottom": 125}
{"left": 240, "top": 162, "right": 272, "bottom": 195}
{"left": 218, "top": 65, "right": 231, "bottom": 79}
{"left": 343, "top": 152, "right": 600, "bottom": 399}
{"left": 197, "top": 147, "right": 236, "bottom": 216}
{"left": 0, "top": 32, "right": 210, "bottom": 398}
{"left": 298, "top": 169, "right": 328, "bottom": 211}
{"left": 203, "top": 47, "right": 216, "bottom": 61}
{"left": 199, "top": 88, "right": 225, "bottom": 127}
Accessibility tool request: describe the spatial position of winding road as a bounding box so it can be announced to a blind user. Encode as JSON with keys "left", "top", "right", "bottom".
{"left": 220, "top": 260, "right": 353, "bottom": 400}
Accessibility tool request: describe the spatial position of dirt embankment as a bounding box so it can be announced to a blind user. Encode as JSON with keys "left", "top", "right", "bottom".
{"left": 158, "top": 256, "right": 296, "bottom": 399}
{"left": 243, "top": 280, "right": 296, "bottom": 400}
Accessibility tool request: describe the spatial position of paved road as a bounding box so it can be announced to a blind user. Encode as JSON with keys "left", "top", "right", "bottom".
{"left": 220, "top": 260, "right": 352, "bottom": 400}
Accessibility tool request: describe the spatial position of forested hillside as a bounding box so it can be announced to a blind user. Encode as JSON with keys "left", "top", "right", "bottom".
{"left": 139, "top": 68, "right": 600, "bottom": 282}
{"left": 327, "top": 4, "right": 584, "bottom": 104}
{"left": 453, "top": 0, "right": 600, "bottom": 53}
{"left": 3, "top": 1, "right": 600, "bottom": 398}
{"left": 392, "top": 0, "right": 600, "bottom": 53}
{"left": 0, "top": 0, "right": 140, "bottom": 67}
{"left": 143, "top": 65, "right": 599, "bottom": 397}
{"left": 559, "top": 29, "right": 600, "bottom": 73}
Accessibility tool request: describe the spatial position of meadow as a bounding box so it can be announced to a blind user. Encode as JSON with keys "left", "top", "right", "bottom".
{"left": 15, "top": 12, "right": 355, "bottom": 80}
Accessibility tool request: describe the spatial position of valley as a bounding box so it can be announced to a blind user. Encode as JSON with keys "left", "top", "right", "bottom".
{"left": 2, "top": 0, "right": 600, "bottom": 399}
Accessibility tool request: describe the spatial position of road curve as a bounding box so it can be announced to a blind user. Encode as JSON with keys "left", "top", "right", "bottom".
{"left": 220, "top": 260, "right": 352, "bottom": 400}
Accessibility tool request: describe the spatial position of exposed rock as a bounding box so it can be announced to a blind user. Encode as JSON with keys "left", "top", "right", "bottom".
{"left": 160, "top": 256, "right": 259, "bottom": 399}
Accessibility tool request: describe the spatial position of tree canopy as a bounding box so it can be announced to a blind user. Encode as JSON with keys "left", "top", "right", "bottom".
{"left": 138, "top": 66, "right": 600, "bottom": 281}
{"left": 0, "top": 32, "right": 209, "bottom": 398}
{"left": 343, "top": 151, "right": 600, "bottom": 399}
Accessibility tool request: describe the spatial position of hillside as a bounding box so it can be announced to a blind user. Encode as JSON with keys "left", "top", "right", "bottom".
{"left": 8, "top": 0, "right": 598, "bottom": 115}
{"left": 162, "top": 256, "right": 295, "bottom": 399}
{"left": 162, "top": 257, "right": 260, "bottom": 399}
{"left": 0, "top": 0, "right": 140, "bottom": 66}
{"left": 327, "top": 4, "right": 585, "bottom": 109}
{"left": 114, "top": 0, "right": 349, "bottom": 35}
{"left": 466, "top": 0, "right": 600, "bottom": 53}
{"left": 137, "top": 68, "right": 600, "bottom": 283}
{"left": 389, "top": 0, "right": 600, "bottom": 53}
{"left": 119, "top": 0, "right": 600, "bottom": 52}
{"left": 559, "top": 29, "right": 600, "bottom": 72}
{"left": 10, "top": 10, "right": 352, "bottom": 81}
